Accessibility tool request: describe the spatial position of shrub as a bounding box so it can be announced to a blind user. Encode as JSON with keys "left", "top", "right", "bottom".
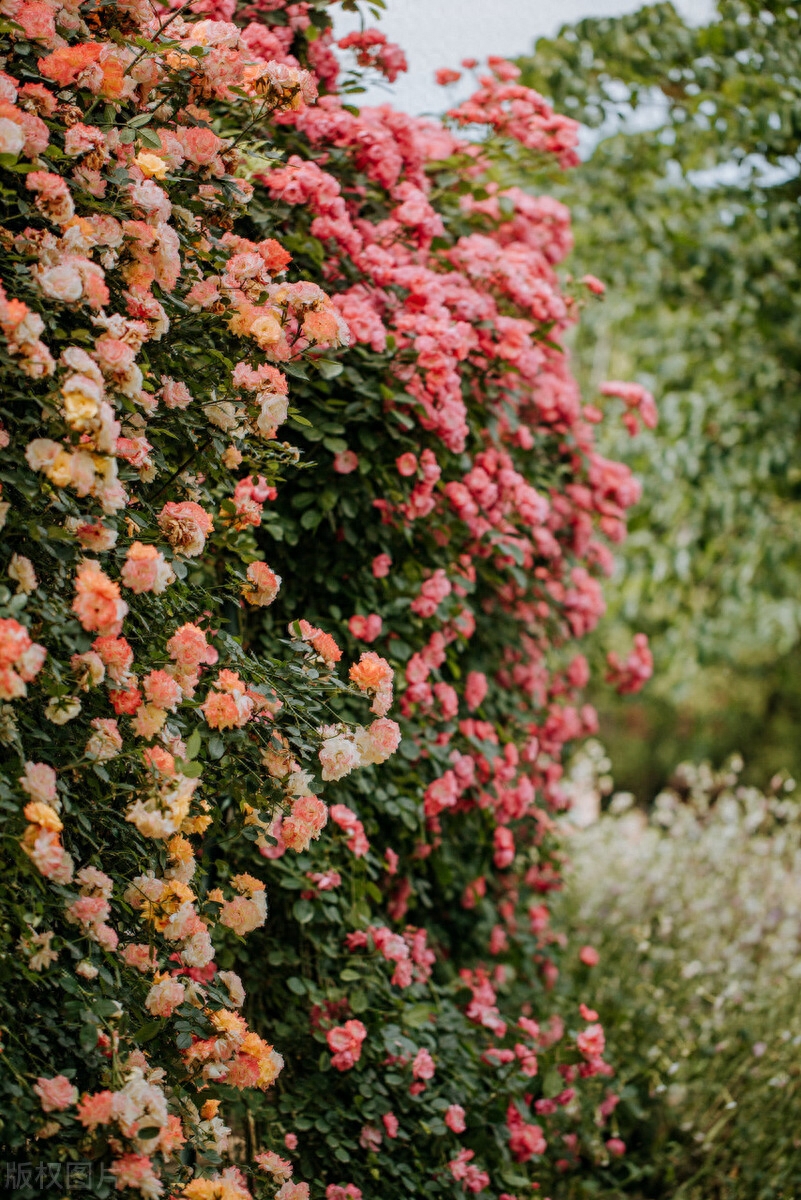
{"left": 559, "top": 751, "right": 801, "bottom": 1197}
{"left": 0, "top": 3, "right": 647, "bottom": 1197}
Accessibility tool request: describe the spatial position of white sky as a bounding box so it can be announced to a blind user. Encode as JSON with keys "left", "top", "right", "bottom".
{"left": 333, "top": 0, "right": 717, "bottom": 114}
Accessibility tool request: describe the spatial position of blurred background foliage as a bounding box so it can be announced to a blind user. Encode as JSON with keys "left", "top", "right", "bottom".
{"left": 517, "top": 0, "right": 801, "bottom": 797}
{"left": 555, "top": 747, "right": 801, "bottom": 1199}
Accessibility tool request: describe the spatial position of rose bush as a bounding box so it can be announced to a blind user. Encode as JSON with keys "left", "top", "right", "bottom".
{"left": 0, "top": 2, "right": 648, "bottom": 1197}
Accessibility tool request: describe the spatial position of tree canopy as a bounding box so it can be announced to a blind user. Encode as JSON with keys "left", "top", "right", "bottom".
{"left": 520, "top": 1, "right": 801, "bottom": 789}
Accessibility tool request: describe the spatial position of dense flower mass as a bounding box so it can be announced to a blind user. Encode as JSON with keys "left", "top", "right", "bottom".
{"left": 0, "top": 2, "right": 648, "bottom": 1198}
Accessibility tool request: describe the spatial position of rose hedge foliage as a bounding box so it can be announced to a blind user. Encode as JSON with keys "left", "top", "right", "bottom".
{"left": 0, "top": 2, "right": 647, "bottom": 1198}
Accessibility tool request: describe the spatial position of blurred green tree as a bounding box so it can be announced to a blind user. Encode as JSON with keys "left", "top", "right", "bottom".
{"left": 518, "top": 0, "right": 801, "bottom": 793}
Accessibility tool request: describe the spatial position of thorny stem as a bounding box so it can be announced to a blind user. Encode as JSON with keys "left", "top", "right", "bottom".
{"left": 125, "top": 0, "right": 196, "bottom": 76}
{"left": 147, "top": 433, "right": 214, "bottom": 502}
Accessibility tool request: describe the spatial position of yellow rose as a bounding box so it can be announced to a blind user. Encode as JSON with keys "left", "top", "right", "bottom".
{"left": 250, "top": 312, "right": 283, "bottom": 348}
{"left": 23, "top": 802, "right": 63, "bottom": 832}
{"left": 62, "top": 390, "right": 99, "bottom": 429}
{"left": 134, "top": 151, "right": 169, "bottom": 180}
{"left": 46, "top": 450, "right": 74, "bottom": 488}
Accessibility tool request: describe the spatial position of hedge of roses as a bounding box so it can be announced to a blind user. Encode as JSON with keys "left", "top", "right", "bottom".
{"left": 0, "top": 3, "right": 650, "bottom": 1198}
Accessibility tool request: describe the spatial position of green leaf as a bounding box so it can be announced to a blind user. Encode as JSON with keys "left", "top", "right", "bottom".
{"left": 178, "top": 760, "right": 203, "bottom": 779}
{"left": 137, "top": 127, "right": 163, "bottom": 150}
{"left": 292, "top": 899, "right": 315, "bottom": 925}
{"left": 133, "top": 1021, "right": 162, "bottom": 1044}
{"left": 402, "top": 1003, "right": 434, "bottom": 1029}
{"left": 185, "top": 729, "right": 202, "bottom": 760}
{"left": 0, "top": 155, "right": 38, "bottom": 174}
{"left": 315, "top": 360, "right": 344, "bottom": 380}
{"left": 80, "top": 1024, "right": 98, "bottom": 1054}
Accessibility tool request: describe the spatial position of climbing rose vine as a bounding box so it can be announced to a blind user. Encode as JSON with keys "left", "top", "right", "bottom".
{"left": 0, "top": 2, "right": 651, "bottom": 1198}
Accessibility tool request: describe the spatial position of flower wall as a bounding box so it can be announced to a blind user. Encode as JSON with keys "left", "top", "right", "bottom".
{"left": 0, "top": 2, "right": 649, "bottom": 1198}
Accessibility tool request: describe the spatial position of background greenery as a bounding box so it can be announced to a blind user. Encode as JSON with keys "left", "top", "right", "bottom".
{"left": 555, "top": 748, "right": 801, "bottom": 1199}
{"left": 519, "top": 0, "right": 801, "bottom": 796}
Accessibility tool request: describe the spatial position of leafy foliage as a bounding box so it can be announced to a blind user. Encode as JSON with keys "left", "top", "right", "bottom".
{"left": 558, "top": 752, "right": 801, "bottom": 1198}
{"left": 519, "top": 1, "right": 801, "bottom": 789}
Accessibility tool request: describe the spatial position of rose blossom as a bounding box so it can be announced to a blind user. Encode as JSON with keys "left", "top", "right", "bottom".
{"left": 72, "top": 560, "right": 128, "bottom": 636}
{"left": 145, "top": 974, "right": 186, "bottom": 1018}
{"left": 465, "top": 670, "right": 488, "bottom": 710}
{"left": 276, "top": 1184, "right": 309, "bottom": 1200}
{"left": 8, "top": 553, "right": 37, "bottom": 594}
{"left": 255, "top": 1151, "right": 293, "bottom": 1182}
{"left": 355, "top": 718, "right": 401, "bottom": 765}
{"left": 412, "top": 1047, "right": 435, "bottom": 1080}
{"left": 396, "top": 452, "right": 417, "bottom": 476}
{"left": 319, "top": 733, "right": 362, "bottom": 782}
{"left": 37, "top": 263, "right": 83, "bottom": 303}
{"left": 577, "top": 1023, "right": 605, "bottom": 1060}
{"left": 34, "top": 1075, "right": 78, "bottom": 1112}
{"left": 121, "top": 542, "right": 175, "bottom": 594}
{"left": 282, "top": 795, "right": 328, "bottom": 853}
{"left": 445, "top": 1104, "right": 466, "bottom": 1133}
{"left": 85, "top": 717, "right": 122, "bottom": 761}
{"left": 348, "top": 613, "right": 382, "bottom": 642}
{"left": 242, "top": 560, "right": 281, "bottom": 606}
{"left": 333, "top": 449, "right": 358, "bottom": 474}
{"left": 327, "top": 1019, "right": 367, "bottom": 1071}
{"left": 359, "top": 1125, "right": 382, "bottom": 1152}
{"left": 19, "top": 761, "right": 57, "bottom": 805}
{"left": 45, "top": 696, "right": 81, "bottom": 725}
{"left": 157, "top": 501, "right": 214, "bottom": 557}
{"left": 0, "top": 116, "right": 24, "bottom": 156}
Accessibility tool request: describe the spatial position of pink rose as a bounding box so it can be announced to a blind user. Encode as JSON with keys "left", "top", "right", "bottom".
{"left": 34, "top": 1074, "right": 78, "bottom": 1112}
{"left": 445, "top": 1104, "right": 466, "bottom": 1133}
{"left": 412, "top": 1047, "right": 435, "bottom": 1080}
{"left": 333, "top": 450, "right": 358, "bottom": 474}
{"left": 327, "top": 1020, "right": 367, "bottom": 1071}
{"left": 158, "top": 501, "right": 214, "bottom": 557}
{"left": 396, "top": 452, "right": 418, "bottom": 476}
{"left": 145, "top": 975, "right": 186, "bottom": 1018}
